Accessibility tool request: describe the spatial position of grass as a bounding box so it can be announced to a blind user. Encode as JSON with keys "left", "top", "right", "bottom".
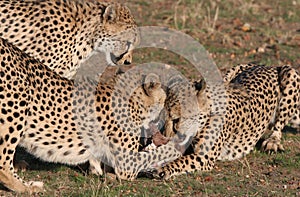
{"left": 3, "top": 130, "right": 298, "bottom": 196}
{"left": 1, "top": 0, "right": 300, "bottom": 196}
{"left": 131, "top": 0, "right": 299, "bottom": 72}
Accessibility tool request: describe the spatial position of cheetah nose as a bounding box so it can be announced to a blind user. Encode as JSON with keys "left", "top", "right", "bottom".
{"left": 124, "top": 59, "right": 131, "bottom": 65}
{"left": 121, "top": 51, "right": 132, "bottom": 65}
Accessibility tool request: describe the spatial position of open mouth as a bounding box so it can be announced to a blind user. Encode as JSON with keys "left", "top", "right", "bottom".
{"left": 139, "top": 118, "right": 168, "bottom": 152}
{"left": 140, "top": 117, "right": 192, "bottom": 154}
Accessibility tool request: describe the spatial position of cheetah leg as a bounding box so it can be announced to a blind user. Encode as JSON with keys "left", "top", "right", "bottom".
{"left": 290, "top": 107, "right": 300, "bottom": 131}
{"left": 262, "top": 66, "right": 300, "bottom": 152}
{"left": 112, "top": 141, "right": 182, "bottom": 180}
{"left": 0, "top": 101, "right": 43, "bottom": 192}
{"left": 0, "top": 169, "right": 43, "bottom": 193}
{"left": 0, "top": 136, "right": 43, "bottom": 193}
{"left": 157, "top": 154, "right": 216, "bottom": 179}
{"left": 0, "top": 168, "right": 27, "bottom": 192}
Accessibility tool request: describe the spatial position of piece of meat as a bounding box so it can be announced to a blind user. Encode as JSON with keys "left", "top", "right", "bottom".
{"left": 152, "top": 131, "right": 170, "bottom": 147}
{"left": 142, "top": 123, "right": 170, "bottom": 151}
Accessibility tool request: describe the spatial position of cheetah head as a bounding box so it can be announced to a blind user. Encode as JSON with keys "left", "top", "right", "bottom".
{"left": 164, "top": 76, "right": 210, "bottom": 147}
{"left": 131, "top": 73, "right": 166, "bottom": 130}
{"left": 92, "top": 3, "right": 139, "bottom": 66}
{"left": 110, "top": 72, "right": 166, "bottom": 136}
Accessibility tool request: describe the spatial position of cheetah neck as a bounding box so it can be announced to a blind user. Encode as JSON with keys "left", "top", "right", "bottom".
{"left": 71, "top": 4, "right": 109, "bottom": 78}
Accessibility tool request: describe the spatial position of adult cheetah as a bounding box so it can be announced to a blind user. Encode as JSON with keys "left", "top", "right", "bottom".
{"left": 0, "top": 0, "right": 139, "bottom": 79}
{"left": 0, "top": 38, "right": 181, "bottom": 193}
{"left": 154, "top": 63, "right": 299, "bottom": 179}
{"left": 224, "top": 64, "right": 300, "bottom": 149}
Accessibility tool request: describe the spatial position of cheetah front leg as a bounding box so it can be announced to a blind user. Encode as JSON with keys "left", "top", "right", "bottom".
{"left": 155, "top": 153, "right": 214, "bottom": 179}
{"left": 0, "top": 168, "right": 43, "bottom": 193}
{"left": 0, "top": 132, "right": 43, "bottom": 193}
{"left": 153, "top": 137, "right": 219, "bottom": 179}
{"left": 111, "top": 141, "right": 182, "bottom": 180}
{"left": 290, "top": 107, "right": 300, "bottom": 131}
{"left": 0, "top": 99, "right": 43, "bottom": 192}
{"left": 262, "top": 66, "right": 300, "bottom": 152}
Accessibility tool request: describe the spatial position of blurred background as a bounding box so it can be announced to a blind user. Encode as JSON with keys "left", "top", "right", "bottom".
{"left": 123, "top": 0, "right": 300, "bottom": 79}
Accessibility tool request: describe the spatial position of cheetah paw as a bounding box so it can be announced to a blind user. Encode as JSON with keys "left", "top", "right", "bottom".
{"left": 261, "top": 137, "right": 284, "bottom": 153}
{"left": 26, "top": 181, "right": 44, "bottom": 193}
{"left": 149, "top": 168, "right": 171, "bottom": 180}
{"left": 89, "top": 164, "right": 103, "bottom": 176}
{"left": 157, "top": 170, "right": 171, "bottom": 180}
{"left": 14, "top": 160, "right": 29, "bottom": 172}
{"left": 89, "top": 159, "right": 103, "bottom": 176}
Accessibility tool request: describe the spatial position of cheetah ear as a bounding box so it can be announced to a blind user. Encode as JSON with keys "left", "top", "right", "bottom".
{"left": 193, "top": 79, "right": 207, "bottom": 104}
{"left": 143, "top": 73, "right": 161, "bottom": 96}
{"left": 167, "top": 75, "right": 185, "bottom": 89}
{"left": 103, "top": 4, "right": 119, "bottom": 23}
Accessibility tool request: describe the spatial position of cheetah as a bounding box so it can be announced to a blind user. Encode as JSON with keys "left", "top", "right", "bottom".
{"left": 0, "top": 38, "right": 181, "bottom": 193}
{"left": 0, "top": 0, "right": 139, "bottom": 79}
{"left": 224, "top": 64, "right": 300, "bottom": 150}
{"left": 153, "top": 63, "right": 299, "bottom": 179}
